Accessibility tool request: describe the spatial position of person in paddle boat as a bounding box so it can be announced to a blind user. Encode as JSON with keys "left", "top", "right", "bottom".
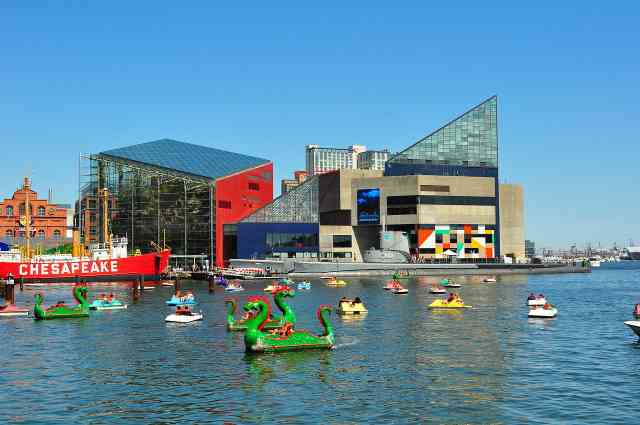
{"left": 527, "top": 293, "right": 536, "bottom": 301}
{"left": 49, "top": 300, "right": 66, "bottom": 310}
{"left": 339, "top": 296, "right": 349, "bottom": 305}
{"left": 353, "top": 297, "right": 362, "bottom": 305}
{"left": 537, "top": 293, "right": 545, "bottom": 300}
{"left": 447, "top": 293, "right": 462, "bottom": 303}
{"left": 176, "top": 305, "right": 193, "bottom": 316}
{"left": 271, "top": 322, "right": 294, "bottom": 338}
{"left": 241, "top": 309, "right": 256, "bottom": 321}
{"left": 108, "top": 293, "right": 115, "bottom": 303}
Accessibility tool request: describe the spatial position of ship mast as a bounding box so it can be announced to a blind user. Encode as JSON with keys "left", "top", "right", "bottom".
{"left": 101, "top": 187, "right": 111, "bottom": 249}
{"left": 24, "top": 177, "right": 31, "bottom": 259}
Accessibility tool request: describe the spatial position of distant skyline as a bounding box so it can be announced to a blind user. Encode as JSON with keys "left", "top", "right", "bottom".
{"left": 1, "top": 2, "right": 638, "bottom": 248}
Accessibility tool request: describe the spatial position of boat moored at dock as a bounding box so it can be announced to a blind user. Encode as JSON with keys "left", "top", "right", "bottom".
{"left": 0, "top": 239, "right": 170, "bottom": 284}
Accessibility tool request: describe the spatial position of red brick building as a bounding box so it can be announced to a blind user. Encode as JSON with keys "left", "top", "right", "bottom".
{"left": 0, "top": 178, "right": 68, "bottom": 242}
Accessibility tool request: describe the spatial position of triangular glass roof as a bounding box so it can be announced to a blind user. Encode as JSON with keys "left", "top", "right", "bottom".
{"left": 100, "top": 139, "right": 270, "bottom": 181}
{"left": 241, "top": 176, "right": 319, "bottom": 223}
{"left": 389, "top": 96, "right": 497, "bottom": 168}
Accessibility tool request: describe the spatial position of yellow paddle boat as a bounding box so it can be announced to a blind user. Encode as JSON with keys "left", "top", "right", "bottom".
{"left": 337, "top": 297, "right": 368, "bottom": 315}
{"left": 326, "top": 278, "right": 347, "bottom": 287}
{"left": 428, "top": 295, "right": 471, "bottom": 309}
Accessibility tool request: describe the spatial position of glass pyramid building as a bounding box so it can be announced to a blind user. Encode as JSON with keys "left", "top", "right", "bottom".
{"left": 388, "top": 96, "right": 497, "bottom": 169}
{"left": 241, "top": 175, "right": 319, "bottom": 224}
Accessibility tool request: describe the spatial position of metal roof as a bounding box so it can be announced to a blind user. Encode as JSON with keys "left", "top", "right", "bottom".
{"left": 100, "top": 139, "right": 270, "bottom": 181}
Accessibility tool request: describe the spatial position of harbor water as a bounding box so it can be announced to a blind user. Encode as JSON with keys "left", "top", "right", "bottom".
{"left": 1, "top": 262, "right": 639, "bottom": 424}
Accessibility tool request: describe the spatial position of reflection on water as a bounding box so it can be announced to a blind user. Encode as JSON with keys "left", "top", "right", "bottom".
{"left": 2, "top": 262, "right": 640, "bottom": 423}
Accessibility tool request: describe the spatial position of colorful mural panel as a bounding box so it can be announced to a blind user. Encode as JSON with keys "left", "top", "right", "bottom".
{"left": 418, "top": 224, "right": 495, "bottom": 258}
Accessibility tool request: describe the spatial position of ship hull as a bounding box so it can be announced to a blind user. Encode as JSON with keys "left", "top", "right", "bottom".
{"left": 0, "top": 250, "right": 170, "bottom": 283}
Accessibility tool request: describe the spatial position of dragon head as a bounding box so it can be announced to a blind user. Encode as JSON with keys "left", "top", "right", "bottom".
{"left": 273, "top": 286, "right": 295, "bottom": 298}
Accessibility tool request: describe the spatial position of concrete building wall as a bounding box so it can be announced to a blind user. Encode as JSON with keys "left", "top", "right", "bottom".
{"left": 349, "top": 174, "right": 496, "bottom": 227}
{"left": 416, "top": 175, "right": 495, "bottom": 197}
{"left": 499, "top": 184, "right": 525, "bottom": 259}
{"left": 319, "top": 225, "right": 362, "bottom": 261}
{"left": 418, "top": 205, "right": 496, "bottom": 225}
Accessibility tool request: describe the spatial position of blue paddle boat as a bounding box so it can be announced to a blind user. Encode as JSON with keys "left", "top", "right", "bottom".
{"left": 297, "top": 281, "right": 312, "bottom": 290}
{"left": 166, "top": 294, "right": 197, "bottom": 306}
{"left": 89, "top": 298, "right": 127, "bottom": 310}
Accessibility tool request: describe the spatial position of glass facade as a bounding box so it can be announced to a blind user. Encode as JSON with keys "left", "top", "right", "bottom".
{"left": 389, "top": 96, "right": 497, "bottom": 168}
{"left": 80, "top": 155, "right": 214, "bottom": 262}
{"left": 266, "top": 233, "right": 318, "bottom": 250}
{"left": 241, "top": 176, "right": 319, "bottom": 224}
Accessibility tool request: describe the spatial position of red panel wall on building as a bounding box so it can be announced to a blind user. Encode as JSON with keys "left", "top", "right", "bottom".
{"left": 214, "top": 163, "right": 273, "bottom": 266}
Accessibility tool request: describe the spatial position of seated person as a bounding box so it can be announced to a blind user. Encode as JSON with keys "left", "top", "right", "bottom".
{"left": 447, "top": 293, "right": 455, "bottom": 303}
{"left": 353, "top": 297, "right": 362, "bottom": 305}
{"left": 276, "top": 323, "right": 293, "bottom": 337}
{"left": 527, "top": 293, "right": 536, "bottom": 300}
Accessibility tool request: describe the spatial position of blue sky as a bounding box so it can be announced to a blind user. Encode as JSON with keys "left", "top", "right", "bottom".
{"left": 1, "top": 2, "right": 638, "bottom": 249}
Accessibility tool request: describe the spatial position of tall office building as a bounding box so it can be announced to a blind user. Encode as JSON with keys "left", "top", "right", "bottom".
{"left": 358, "top": 149, "right": 390, "bottom": 171}
{"left": 525, "top": 240, "right": 536, "bottom": 257}
{"left": 305, "top": 144, "right": 388, "bottom": 175}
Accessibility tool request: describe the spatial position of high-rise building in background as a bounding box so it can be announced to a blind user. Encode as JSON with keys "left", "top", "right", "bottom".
{"left": 357, "top": 149, "right": 390, "bottom": 171}
{"left": 525, "top": 240, "right": 536, "bottom": 257}
{"left": 305, "top": 144, "right": 389, "bottom": 175}
{"left": 281, "top": 170, "right": 308, "bottom": 194}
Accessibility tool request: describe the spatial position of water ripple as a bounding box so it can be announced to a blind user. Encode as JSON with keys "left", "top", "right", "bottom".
{"left": 1, "top": 262, "right": 640, "bottom": 423}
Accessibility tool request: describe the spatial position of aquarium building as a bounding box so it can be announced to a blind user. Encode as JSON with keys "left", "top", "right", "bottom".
{"left": 234, "top": 96, "right": 525, "bottom": 261}
{"left": 78, "top": 139, "right": 273, "bottom": 267}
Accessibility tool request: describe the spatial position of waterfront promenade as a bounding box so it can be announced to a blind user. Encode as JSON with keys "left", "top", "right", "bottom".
{"left": 230, "top": 258, "right": 591, "bottom": 277}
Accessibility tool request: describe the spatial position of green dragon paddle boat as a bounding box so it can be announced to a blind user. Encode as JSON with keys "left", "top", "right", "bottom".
{"left": 243, "top": 299, "right": 334, "bottom": 353}
{"left": 226, "top": 287, "right": 296, "bottom": 332}
{"left": 33, "top": 285, "right": 90, "bottom": 320}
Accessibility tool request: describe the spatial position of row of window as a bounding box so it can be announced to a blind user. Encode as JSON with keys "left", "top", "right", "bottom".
{"left": 266, "top": 233, "right": 318, "bottom": 250}
{"left": 216, "top": 182, "right": 262, "bottom": 209}
{"left": 4, "top": 229, "right": 62, "bottom": 239}
{"left": 1, "top": 205, "right": 49, "bottom": 216}
{"left": 332, "top": 235, "right": 352, "bottom": 248}
{"left": 386, "top": 195, "right": 495, "bottom": 206}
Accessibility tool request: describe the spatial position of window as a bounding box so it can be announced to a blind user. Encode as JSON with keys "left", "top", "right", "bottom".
{"left": 37, "top": 230, "right": 45, "bottom": 239}
{"left": 388, "top": 206, "right": 417, "bottom": 215}
{"left": 6, "top": 206, "right": 13, "bottom": 216}
{"left": 53, "top": 230, "right": 61, "bottom": 239}
{"left": 218, "top": 200, "right": 232, "bottom": 209}
{"left": 19, "top": 203, "right": 32, "bottom": 216}
{"left": 332, "top": 235, "right": 352, "bottom": 248}
{"left": 248, "top": 182, "right": 260, "bottom": 191}
{"left": 38, "top": 206, "right": 46, "bottom": 216}
{"left": 420, "top": 185, "right": 450, "bottom": 193}
{"left": 266, "top": 233, "right": 318, "bottom": 250}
